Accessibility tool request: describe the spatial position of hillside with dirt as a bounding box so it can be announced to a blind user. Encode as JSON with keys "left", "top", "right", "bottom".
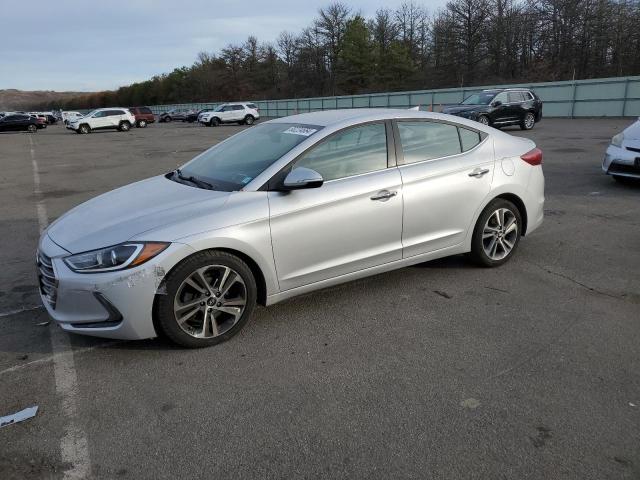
{"left": 0, "top": 89, "right": 92, "bottom": 110}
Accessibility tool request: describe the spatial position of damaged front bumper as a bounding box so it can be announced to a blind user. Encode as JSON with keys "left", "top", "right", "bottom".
{"left": 37, "top": 234, "right": 195, "bottom": 340}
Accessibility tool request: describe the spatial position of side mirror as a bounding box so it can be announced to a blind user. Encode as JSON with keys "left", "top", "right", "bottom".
{"left": 282, "top": 167, "right": 324, "bottom": 190}
{"left": 492, "top": 100, "right": 502, "bottom": 107}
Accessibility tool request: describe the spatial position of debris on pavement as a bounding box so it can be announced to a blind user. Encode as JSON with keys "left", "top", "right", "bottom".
{"left": 0, "top": 406, "right": 39, "bottom": 428}
{"left": 434, "top": 290, "right": 452, "bottom": 299}
{"left": 35, "top": 321, "right": 50, "bottom": 326}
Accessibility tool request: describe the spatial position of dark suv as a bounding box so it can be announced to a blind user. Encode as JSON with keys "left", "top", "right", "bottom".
{"left": 442, "top": 89, "right": 543, "bottom": 130}
{"left": 129, "top": 106, "right": 155, "bottom": 128}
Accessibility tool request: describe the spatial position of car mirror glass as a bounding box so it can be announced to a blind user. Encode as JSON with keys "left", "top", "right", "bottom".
{"left": 282, "top": 167, "right": 324, "bottom": 190}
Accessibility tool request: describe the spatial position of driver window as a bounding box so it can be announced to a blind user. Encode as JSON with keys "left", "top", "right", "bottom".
{"left": 493, "top": 92, "right": 508, "bottom": 104}
{"left": 293, "top": 123, "right": 388, "bottom": 181}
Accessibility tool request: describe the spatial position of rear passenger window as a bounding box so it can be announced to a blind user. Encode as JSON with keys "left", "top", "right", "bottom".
{"left": 459, "top": 127, "right": 482, "bottom": 152}
{"left": 140, "top": 107, "right": 152, "bottom": 114}
{"left": 397, "top": 121, "right": 461, "bottom": 164}
{"left": 508, "top": 92, "right": 524, "bottom": 103}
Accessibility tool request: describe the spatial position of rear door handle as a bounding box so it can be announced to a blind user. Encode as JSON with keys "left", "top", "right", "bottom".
{"left": 370, "top": 190, "right": 397, "bottom": 201}
{"left": 468, "top": 168, "right": 490, "bottom": 178}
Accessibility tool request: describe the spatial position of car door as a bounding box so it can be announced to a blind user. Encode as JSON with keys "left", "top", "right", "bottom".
{"left": 218, "top": 105, "right": 233, "bottom": 122}
{"left": 232, "top": 105, "right": 245, "bottom": 121}
{"left": 91, "top": 111, "right": 109, "bottom": 129}
{"left": 395, "top": 119, "right": 494, "bottom": 258}
{"left": 508, "top": 92, "right": 526, "bottom": 122}
{"left": 268, "top": 121, "right": 403, "bottom": 291}
{"left": 490, "top": 92, "right": 510, "bottom": 123}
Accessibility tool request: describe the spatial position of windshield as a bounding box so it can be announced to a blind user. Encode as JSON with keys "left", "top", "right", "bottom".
{"left": 177, "top": 122, "right": 323, "bottom": 191}
{"left": 461, "top": 92, "right": 497, "bottom": 105}
{"left": 83, "top": 110, "right": 98, "bottom": 118}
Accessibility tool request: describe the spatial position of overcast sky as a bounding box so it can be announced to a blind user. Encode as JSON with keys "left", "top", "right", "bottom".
{"left": 1, "top": 0, "right": 448, "bottom": 92}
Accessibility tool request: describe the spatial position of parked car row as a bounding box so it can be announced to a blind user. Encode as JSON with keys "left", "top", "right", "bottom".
{"left": 158, "top": 102, "right": 260, "bottom": 126}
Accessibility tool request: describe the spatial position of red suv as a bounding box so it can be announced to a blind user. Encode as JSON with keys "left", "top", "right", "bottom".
{"left": 129, "top": 107, "right": 155, "bottom": 128}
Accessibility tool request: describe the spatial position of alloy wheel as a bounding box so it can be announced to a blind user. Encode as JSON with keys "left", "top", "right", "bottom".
{"left": 173, "top": 265, "right": 247, "bottom": 339}
{"left": 524, "top": 113, "right": 535, "bottom": 129}
{"left": 482, "top": 208, "right": 518, "bottom": 261}
{"left": 478, "top": 115, "right": 489, "bottom": 126}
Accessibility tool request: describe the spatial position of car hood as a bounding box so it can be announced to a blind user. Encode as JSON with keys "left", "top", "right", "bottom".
{"left": 47, "top": 175, "right": 230, "bottom": 253}
{"left": 622, "top": 119, "right": 640, "bottom": 140}
{"left": 442, "top": 105, "right": 484, "bottom": 114}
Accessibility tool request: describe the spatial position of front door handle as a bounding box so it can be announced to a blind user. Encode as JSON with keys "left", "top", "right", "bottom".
{"left": 468, "top": 168, "right": 490, "bottom": 178}
{"left": 370, "top": 190, "right": 397, "bottom": 201}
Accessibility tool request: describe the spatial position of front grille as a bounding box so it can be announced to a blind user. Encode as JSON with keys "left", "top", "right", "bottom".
{"left": 36, "top": 251, "right": 58, "bottom": 308}
{"left": 608, "top": 162, "right": 640, "bottom": 175}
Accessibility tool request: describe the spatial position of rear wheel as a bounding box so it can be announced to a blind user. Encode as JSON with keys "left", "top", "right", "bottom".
{"left": 244, "top": 115, "right": 255, "bottom": 125}
{"left": 520, "top": 112, "right": 535, "bottom": 130}
{"left": 78, "top": 124, "right": 91, "bottom": 134}
{"left": 470, "top": 198, "right": 522, "bottom": 267}
{"left": 155, "top": 250, "right": 257, "bottom": 348}
{"left": 164, "top": 116, "right": 172, "bottom": 123}
{"left": 27, "top": 124, "right": 37, "bottom": 133}
{"left": 119, "top": 121, "right": 131, "bottom": 132}
{"left": 137, "top": 120, "right": 147, "bottom": 128}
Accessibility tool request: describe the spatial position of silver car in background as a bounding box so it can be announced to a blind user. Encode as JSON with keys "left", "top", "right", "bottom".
{"left": 603, "top": 118, "right": 640, "bottom": 181}
{"left": 37, "top": 109, "right": 545, "bottom": 348}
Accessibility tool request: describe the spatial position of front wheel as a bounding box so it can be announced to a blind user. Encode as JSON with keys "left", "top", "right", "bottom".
{"left": 155, "top": 250, "right": 257, "bottom": 348}
{"left": 209, "top": 117, "right": 220, "bottom": 127}
{"left": 477, "top": 115, "right": 490, "bottom": 126}
{"left": 27, "top": 124, "right": 37, "bottom": 133}
{"left": 470, "top": 198, "right": 522, "bottom": 267}
{"left": 520, "top": 112, "right": 535, "bottom": 130}
{"left": 78, "top": 124, "right": 91, "bottom": 134}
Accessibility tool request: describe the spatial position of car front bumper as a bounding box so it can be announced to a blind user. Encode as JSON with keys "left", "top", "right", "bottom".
{"left": 37, "top": 234, "right": 195, "bottom": 340}
{"left": 603, "top": 143, "right": 640, "bottom": 178}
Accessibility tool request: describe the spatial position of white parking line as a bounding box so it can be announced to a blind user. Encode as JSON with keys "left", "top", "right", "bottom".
{"left": 29, "top": 135, "right": 91, "bottom": 479}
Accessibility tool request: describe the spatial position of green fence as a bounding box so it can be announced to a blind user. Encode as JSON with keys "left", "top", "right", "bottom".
{"left": 149, "top": 75, "right": 640, "bottom": 118}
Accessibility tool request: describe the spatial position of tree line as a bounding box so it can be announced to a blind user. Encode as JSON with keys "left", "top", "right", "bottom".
{"left": 35, "top": 0, "right": 640, "bottom": 110}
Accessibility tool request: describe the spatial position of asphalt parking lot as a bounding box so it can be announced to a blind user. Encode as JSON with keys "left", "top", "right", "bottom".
{"left": 1, "top": 118, "right": 639, "bottom": 479}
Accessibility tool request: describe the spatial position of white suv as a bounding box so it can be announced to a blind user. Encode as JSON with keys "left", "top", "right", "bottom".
{"left": 198, "top": 102, "right": 260, "bottom": 127}
{"left": 67, "top": 108, "right": 136, "bottom": 134}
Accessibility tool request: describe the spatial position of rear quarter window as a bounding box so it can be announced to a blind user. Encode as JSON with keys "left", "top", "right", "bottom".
{"left": 459, "top": 127, "right": 482, "bottom": 152}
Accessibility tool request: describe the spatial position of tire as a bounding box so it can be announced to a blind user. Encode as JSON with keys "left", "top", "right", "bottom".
{"left": 244, "top": 115, "right": 255, "bottom": 126}
{"left": 470, "top": 198, "right": 522, "bottom": 267}
{"left": 477, "top": 115, "right": 490, "bottom": 126}
{"left": 119, "top": 121, "right": 131, "bottom": 132}
{"left": 612, "top": 175, "right": 639, "bottom": 185}
{"left": 520, "top": 112, "right": 535, "bottom": 130}
{"left": 209, "top": 117, "right": 220, "bottom": 127}
{"left": 27, "top": 124, "right": 37, "bottom": 133}
{"left": 155, "top": 250, "right": 257, "bottom": 348}
{"left": 164, "top": 116, "right": 172, "bottom": 123}
{"left": 78, "top": 124, "right": 91, "bottom": 134}
{"left": 137, "top": 120, "right": 147, "bottom": 128}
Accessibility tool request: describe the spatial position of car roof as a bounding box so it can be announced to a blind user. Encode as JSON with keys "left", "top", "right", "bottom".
{"left": 267, "top": 108, "right": 478, "bottom": 127}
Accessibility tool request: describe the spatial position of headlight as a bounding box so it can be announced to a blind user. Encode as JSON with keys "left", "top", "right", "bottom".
{"left": 64, "top": 242, "right": 169, "bottom": 273}
{"left": 611, "top": 133, "right": 624, "bottom": 147}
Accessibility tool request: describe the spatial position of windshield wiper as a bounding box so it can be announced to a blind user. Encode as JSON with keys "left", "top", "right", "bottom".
{"left": 173, "top": 169, "right": 215, "bottom": 190}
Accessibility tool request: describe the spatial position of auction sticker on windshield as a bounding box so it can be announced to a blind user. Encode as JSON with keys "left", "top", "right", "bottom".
{"left": 283, "top": 126, "right": 317, "bottom": 136}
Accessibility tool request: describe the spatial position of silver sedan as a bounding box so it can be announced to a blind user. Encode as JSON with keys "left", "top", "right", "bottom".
{"left": 37, "top": 109, "right": 545, "bottom": 347}
{"left": 603, "top": 118, "right": 640, "bottom": 181}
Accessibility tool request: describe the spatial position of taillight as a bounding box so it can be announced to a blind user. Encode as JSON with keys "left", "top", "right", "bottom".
{"left": 521, "top": 148, "right": 543, "bottom": 166}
